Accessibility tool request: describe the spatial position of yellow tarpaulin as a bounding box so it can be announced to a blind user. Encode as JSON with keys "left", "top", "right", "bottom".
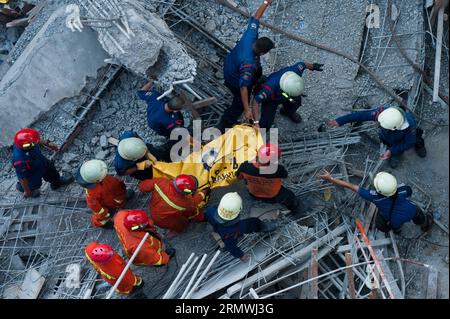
{"left": 152, "top": 124, "right": 264, "bottom": 190}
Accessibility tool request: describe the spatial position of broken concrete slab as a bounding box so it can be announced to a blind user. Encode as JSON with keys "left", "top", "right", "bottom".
{"left": 0, "top": 7, "right": 108, "bottom": 147}
{"left": 18, "top": 268, "right": 46, "bottom": 299}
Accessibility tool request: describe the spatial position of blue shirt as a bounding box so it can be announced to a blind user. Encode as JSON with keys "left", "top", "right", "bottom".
{"left": 114, "top": 130, "right": 143, "bottom": 176}
{"left": 137, "top": 88, "right": 184, "bottom": 138}
{"left": 12, "top": 145, "right": 48, "bottom": 189}
{"left": 335, "top": 105, "right": 417, "bottom": 156}
{"left": 223, "top": 17, "right": 261, "bottom": 89}
{"left": 254, "top": 62, "right": 307, "bottom": 104}
{"left": 358, "top": 185, "right": 417, "bottom": 230}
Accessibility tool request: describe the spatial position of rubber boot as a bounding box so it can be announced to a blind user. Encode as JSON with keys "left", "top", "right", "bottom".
{"left": 421, "top": 212, "right": 434, "bottom": 232}
{"left": 51, "top": 173, "right": 74, "bottom": 190}
{"left": 126, "top": 189, "right": 135, "bottom": 201}
{"left": 102, "top": 220, "right": 114, "bottom": 230}
{"left": 280, "top": 107, "right": 302, "bottom": 123}
{"left": 260, "top": 220, "right": 278, "bottom": 233}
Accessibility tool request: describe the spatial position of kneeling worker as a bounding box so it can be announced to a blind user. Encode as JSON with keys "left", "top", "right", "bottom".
{"left": 318, "top": 169, "right": 433, "bottom": 234}
{"left": 76, "top": 159, "right": 134, "bottom": 228}
{"left": 205, "top": 192, "right": 277, "bottom": 261}
{"left": 85, "top": 241, "right": 143, "bottom": 295}
{"left": 114, "top": 209, "right": 175, "bottom": 267}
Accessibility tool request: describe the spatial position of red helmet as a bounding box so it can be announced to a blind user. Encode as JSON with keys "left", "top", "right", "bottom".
{"left": 173, "top": 175, "right": 198, "bottom": 195}
{"left": 14, "top": 128, "right": 40, "bottom": 149}
{"left": 87, "top": 243, "right": 113, "bottom": 263}
{"left": 257, "top": 143, "right": 281, "bottom": 164}
{"left": 123, "top": 210, "right": 149, "bottom": 231}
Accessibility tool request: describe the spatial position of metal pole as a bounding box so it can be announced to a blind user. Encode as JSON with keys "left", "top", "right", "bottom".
{"left": 185, "top": 250, "right": 220, "bottom": 299}
{"left": 181, "top": 254, "right": 207, "bottom": 299}
{"left": 105, "top": 232, "right": 149, "bottom": 299}
{"left": 162, "top": 252, "right": 195, "bottom": 299}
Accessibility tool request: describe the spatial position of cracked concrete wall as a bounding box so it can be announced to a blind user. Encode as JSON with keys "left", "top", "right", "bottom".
{"left": 0, "top": 7, "right": 109, "bottom": 147}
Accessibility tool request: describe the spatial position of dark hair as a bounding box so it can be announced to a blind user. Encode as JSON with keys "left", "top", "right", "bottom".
{"left": 254, "top": 37, "right": 275, "bottom": 54}
{"left": 168, "top": 96, "right": 184, "bottom": 111}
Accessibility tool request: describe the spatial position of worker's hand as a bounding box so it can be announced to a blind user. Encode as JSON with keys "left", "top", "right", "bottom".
{"left": 47, "top": 143, "right": 59, "bottom": 152}
{"left": 318, "top": 169, "right": 333, "bottom": 181}
{"left": 312, "top": 63, "right": 324, "bottom": 71}
{"left": 327, "top": 120, "right": 340, "bottom": 128}
{"left": 380, "top": 150, "right": 392, "bottom": 160}
{"left": 23, "top": 190, "right": 33, "bottom": 198}
{"left": 240, "top": 254, "right": 250, "bottom": 262}
{"left": 244, "top": 109, "right": 254, "bottom": 122}
{"left": 264, "top": 0, "right": 273, "bottom": 4}
{"left": 136, "top": 160, "right": 153, "bottom": 171}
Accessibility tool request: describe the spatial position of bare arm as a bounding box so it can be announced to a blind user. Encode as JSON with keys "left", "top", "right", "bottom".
{"left": 240, "top": 86, "right": 253, "bottom": 121}
{"left": 318, "top": 169, "right": 359, "bottom": 193}
{"left": 141, "top": 79, "right": 154, "bottom": 91}
{"left": 19, "top": 178, "right": 33, "bottom": 197}
{"left": 40, "top": 140, "right": 59, "bottom": 152}
{"left": 124, "top": 167, "right": 138, "bottom": 176}
{"left": 251, "top": 99, "right": 260, "bottom": 125}
{"left": 254, "top": 0, "right": 272, "bottom": 20}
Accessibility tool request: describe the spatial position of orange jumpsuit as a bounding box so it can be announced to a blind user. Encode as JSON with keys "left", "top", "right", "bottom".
{"left": 114, "top": 210, "right": 170, "bottom": 266}
{"left": 138, "top": 178, "right": 208, "bottom": 233}
{"left": 84, "top": 242, "right": 142, "bottom": 295}
{"left": 85, "top": 175, "right": 127, "bottom": 227}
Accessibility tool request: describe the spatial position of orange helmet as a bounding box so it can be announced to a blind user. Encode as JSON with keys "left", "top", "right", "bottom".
{"left": 173, "top": 175, "right": 198, "bottom": 195}
{"left": 14, "top": 128, "right": 40, "bottom": 149}
{"left": 86, "top": 242, "right": 113, "bottom": 263}
{"left": 123, "top": 210, "right": 149, "bottom": 231}
{"left": 257, "top": 143, "right": 281, "bottom": 164}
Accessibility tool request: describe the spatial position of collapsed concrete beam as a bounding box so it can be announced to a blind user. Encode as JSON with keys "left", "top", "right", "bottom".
{"left": 0, "top": 7, "right": 109, "bottom": 147}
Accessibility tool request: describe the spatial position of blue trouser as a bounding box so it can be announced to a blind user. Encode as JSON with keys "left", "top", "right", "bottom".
{"left": 259, "top": 96, "right": 302, "bottom": 129}
{"left": 375, "top": 206, "right": 425, "bottom": 232}
{"left": 16, "top": 160, "right": 61, "bottom": 191}
{"left": 217, "top": 82, "right": 249, "bottom": 132}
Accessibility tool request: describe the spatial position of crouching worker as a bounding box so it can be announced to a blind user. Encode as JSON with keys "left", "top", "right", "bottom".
{"left": 85, "top": 242, "right": 143, "bottom": 295}
{"left": 236, "top": 143, "right": 303, "bottom": 214}
{"left": 138, "top": 175, "right": 209, "bottom": 238}
{"left": 12, "top": 128, "right": 74, "bottom": 198}
{"left": 318, "top": 170, "right": 433, "bottom": 234}
{"left": 76, "top": 160, "right": 134, "bottom": 228}
{"left": 114, "top": 210, "right": 175, "bottom": 267}
{"left": 205, "top": 192, "right": 278, "bottom": 261}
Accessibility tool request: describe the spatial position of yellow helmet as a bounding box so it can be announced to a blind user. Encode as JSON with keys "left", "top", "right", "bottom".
{"left": 118, "top": 137, "right": 147, "bottom": 161}
{"left": 279, "top": 71, "right": 304, "bottom": 97}
{"left": 373, "top": 172, "right": 398, "bottom": 197}
{"left": 377, "top": 108, "right": 406, "bottom": 130}
{"left": 218, "top": 192, "right": 243, "bottom": 221}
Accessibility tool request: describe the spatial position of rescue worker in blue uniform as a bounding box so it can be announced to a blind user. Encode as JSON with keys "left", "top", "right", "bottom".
{"left": 252, "top": 61, "right": 324, "bottom": 128}
{"left": 114, "top": 130, "right": 166, "bottom": 181}
{"left": 217, "top": 0, "right": 275, "bottom": 132}
{"left": 328, "top": 105, "right": 427, "bottom": 168}
{"left": 205, "top": 192, "right": 277, "bottom": 261}
{"left": 318, "top": 170, "right": 433, "bottom": 234}
{"left": 12, "top": 128, "right": 74, "bottom": 198}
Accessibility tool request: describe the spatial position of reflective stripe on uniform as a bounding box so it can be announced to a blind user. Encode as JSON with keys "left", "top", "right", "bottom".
{"left": 154, "top": 184, "right": 186, "bottom": 211}
{"left": 114, "top": 199, "right": 123, "bottom": 204}
{"left": 85, "top": 253, "right": 116, "bottom": 281}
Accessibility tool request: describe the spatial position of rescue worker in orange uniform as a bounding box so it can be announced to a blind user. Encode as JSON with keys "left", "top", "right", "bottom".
{"left": 76, "top": 159, "right": 135, "bottom": 228}
{"left": 85, "top": 241, "right": 143, "bottom": 295}
{"left": 114, "top": 209, "right": 175, "bottom": 267}
{"left": 138, "top": 175, "right": 209, "bottom": 237}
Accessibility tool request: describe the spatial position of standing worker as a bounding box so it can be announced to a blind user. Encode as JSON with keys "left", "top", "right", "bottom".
{"left": 85, "top": 241, "right": 144, "bottom": 295}
{"left": 12, "top": 128, "right": 74, "bottom": 198}
{"left": 205, "top": 192, "right": 278, "bottom": 261}
{"left": 252, "top": 61, "right": 324, "bottom": 128}
{"left": 138, "top": 175, "right": 209, "bottom": 238}
{"left": 114, "top": 209, "right": 174, "bottom": 267}
{"left": 328, "top": 105, "right": 426, "bottom": 168}
{"left": 76, "top": 159, "right": 135, "bottom": 228}
{"left": 236, "top": 143, "right": 303, "bottom": 213}
{"left": 217, "top": 0, "right": 275, "bottom": 132}
{"left": 318, "top": 170, "right": 433, "bottom": 234}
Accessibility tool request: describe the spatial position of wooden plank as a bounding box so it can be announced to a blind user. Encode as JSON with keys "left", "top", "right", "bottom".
{"left": 108, "top": 137, "right": 119, "bottom": 146}
{"left": 426, "top": 267, "right": 439, "bottom": 299}
{"left": 345, "top": 253, "right": 356, "bottom": 299}
{"left": 363, "top": 203, "right": 377, "bottom": 233}
{"left": 376, "top": 249, "right": 404, "bottom": 299}
{"left": 309, "top": 247, "right": 318, "bottom": 299}
{"left": 6, "top": 17, "right": 29, "bottom": 28}
{"left": 192, "top": 97, "right": 217, "bottom": 109}
{"left": 433, "top": 7, "right": 445, "bottom": 102}
{"left": 337, "top": 238, "right": 392, "bottom": 253}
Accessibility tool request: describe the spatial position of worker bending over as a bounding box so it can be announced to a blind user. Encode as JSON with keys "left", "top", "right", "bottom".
{"left": 12, "top": 128, "right": 73, "bottom": 198}
{"left": 114, "top": 130, "right": 164, "bottom": 180}
{"left": 328, "top": 105, "right": 426, "bottom": 168}
{"left": 85, "top": 242, "right": 143, "bottom": 295}
{"left": 236, "top": 143, "right": 302, "bottom": 214}
{"left": 138, "top": 175, "right": 209, "bottom": 238}
{"left": 252, "top": 61, "right": 324, "bottom": 127}
{"left": 205, "top": 192, "right": 277, "bottom": 261}
{"left": 217, "top": 0, "right": 274, "bottom": 132}
{"left": 319, "top": 170, "right": 433, "bottom": 234}
{"left": 76, "top": 159, "right": 134, "bottom": 228}
{"left": 114, "top": 210, "right": 174, "bottom": 267}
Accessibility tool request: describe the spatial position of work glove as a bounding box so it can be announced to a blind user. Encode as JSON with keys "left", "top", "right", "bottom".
{"left": 136, "top": 160, "right": 153, "bottom": 171}
{"left": 312, "top": 63, "right": 324, "bottom": 71}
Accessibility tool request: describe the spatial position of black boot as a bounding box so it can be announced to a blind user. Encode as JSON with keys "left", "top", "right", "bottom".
{"left": 415, "top": 128, "right": 427, "bottom": 158}
{"left": 388, "top": 156, "right": 401, "bottom": 169}
{"left": 260, "top": 220, "right": 278, "bottom": 233}
{"left": 421, "top": 212, "right": 434, "bottom": 232}
{"left": 102, "top": 220, "right": 114, "bottom": 230}
{"left": 166, "top": 248, "right": 176, "bottom": 258}
{"left": 280, "top": 107, "right": 302, "bottom": 123}
{"left": 51, "top": 173, "right": 74, "bottom": 190}
{"left": 126, "top": 189, "right": 135, "bottom": 200}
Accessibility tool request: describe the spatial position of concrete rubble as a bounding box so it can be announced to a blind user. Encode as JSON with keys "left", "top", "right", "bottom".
{"left": 0, "top": 0, "right": 448, "bottom": 300}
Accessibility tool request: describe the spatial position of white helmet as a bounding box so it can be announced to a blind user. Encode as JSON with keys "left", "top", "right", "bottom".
{"left": 377, "top": 108, "right": 406, "bottom": 130}
{"left": 279, "top": 71, "right": 305, "bottom": 97}
{"left": 373, "top": 172, "right": 398, "bottom": 197}
{"left": 218, "top": 192, "right": 243, "bottom": 221}
{"left": 80, "top": 160, "right": 108, "bottom": 183}
{"left": 118, "top": 137, "right": 147, "bottom": 161}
